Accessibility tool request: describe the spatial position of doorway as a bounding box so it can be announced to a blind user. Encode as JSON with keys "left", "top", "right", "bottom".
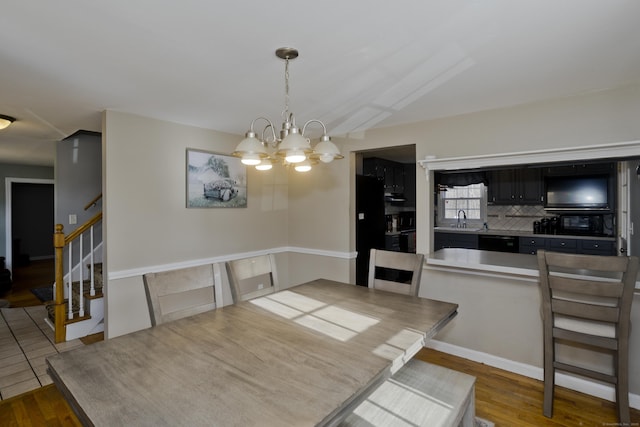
{"left": 4, "top": 178, "right": 55, "bottom": 272}
{"left": 355, "top": 145, "right": 417, "bottom": 286}
{"left": 3, "top": 179, "right": 55, "bottom": 306}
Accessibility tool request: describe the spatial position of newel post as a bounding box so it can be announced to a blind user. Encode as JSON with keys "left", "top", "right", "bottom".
{"left": 53, "top": 224, "right": 66, "bottom": 343}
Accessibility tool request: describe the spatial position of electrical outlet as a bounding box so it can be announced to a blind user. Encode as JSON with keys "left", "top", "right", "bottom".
{"left": 258, "top": 283, "right": 264, "bottom": 290}
{"left": 69, "top": 214, "right": 77, "bottom": 225}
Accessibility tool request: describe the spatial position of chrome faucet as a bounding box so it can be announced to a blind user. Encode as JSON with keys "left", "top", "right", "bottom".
{"left": 457, "top": 209, "right": 467, "bottom": 228}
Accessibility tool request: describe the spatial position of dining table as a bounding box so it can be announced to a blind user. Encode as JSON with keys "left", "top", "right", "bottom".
{"left": 47, "top": 278, "right": 458, "bottom": 426}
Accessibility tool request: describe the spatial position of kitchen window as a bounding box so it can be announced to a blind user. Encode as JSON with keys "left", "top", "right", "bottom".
{"left": 437, "top": 183, "right": 487, "bottom": 228}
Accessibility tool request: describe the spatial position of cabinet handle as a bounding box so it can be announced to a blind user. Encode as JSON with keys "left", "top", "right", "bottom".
{"left": 594, "top": 244, "right": 599, "bottom": 248}
{"left": 561, "top": 242, "right": 565, "bottom": 246}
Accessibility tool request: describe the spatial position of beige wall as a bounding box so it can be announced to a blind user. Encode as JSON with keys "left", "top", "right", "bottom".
{"left": 103, "top": 111, "right": 292, "bottom": 336}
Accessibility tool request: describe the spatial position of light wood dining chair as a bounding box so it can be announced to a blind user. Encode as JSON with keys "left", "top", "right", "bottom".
{"left": 226, "top": 254, "right": 279, "bottom": 303}
{"left": 537, "top": 250, "right": 639, "bottom": 425}
{"left": 368, "top": 249, "right": 425, "bottom": 296}
{"left": 143, "top": 264, "right": 217, "bottom": 326}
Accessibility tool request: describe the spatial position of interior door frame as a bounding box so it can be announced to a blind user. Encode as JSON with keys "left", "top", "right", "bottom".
{"left": 625, "top": 161, "right": 640, "bottom": 256}
{"left": 4, "top": 177, "right": 55, "bottom": 272}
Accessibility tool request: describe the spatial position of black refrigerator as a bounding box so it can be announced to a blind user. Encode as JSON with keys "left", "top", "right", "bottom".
{"left": 356, "top": 175, "right": 386, "bottom": 286}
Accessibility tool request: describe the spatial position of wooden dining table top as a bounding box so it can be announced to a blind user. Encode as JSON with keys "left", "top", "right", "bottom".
{"left": 46, "top": 279, "right": 458, "bottom": 427}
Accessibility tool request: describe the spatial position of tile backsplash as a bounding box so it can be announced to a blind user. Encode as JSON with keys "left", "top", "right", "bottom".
{"left": 486, "top": 205, "right": 545, "bottom": 232}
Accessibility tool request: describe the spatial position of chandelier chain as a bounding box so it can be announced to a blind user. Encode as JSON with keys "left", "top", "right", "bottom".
{"left": 283, "top": 58, "right": 290, "bottom": 121}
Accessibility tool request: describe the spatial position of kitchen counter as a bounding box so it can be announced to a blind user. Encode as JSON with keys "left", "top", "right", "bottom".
{"left": 433, "top": 227, "right": 615, "bottom": 241}
{"left": 427, "top": 248, "right": 640, "bottom": 290}
{"left": 386, "top": 228, "right": 416, "bottom": 236}
{"left": 427, "top": 248, "right": 539, "bottom": 278}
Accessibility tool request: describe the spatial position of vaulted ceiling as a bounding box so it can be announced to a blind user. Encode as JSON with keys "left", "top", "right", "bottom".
{"left": 1, "top": 0, "right": 639, "bottom": 166}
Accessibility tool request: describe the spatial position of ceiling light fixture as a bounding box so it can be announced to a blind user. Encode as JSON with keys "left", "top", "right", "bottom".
{"left": 0, "top": 115, "right": 16, "bottom": 130}
{"left": 232, "top": 48, "right": 343, "bottom": 172}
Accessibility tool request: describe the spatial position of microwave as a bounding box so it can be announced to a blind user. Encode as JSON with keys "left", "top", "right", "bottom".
{"left": 559, "top": 214, "right": 614, "bottom": 237}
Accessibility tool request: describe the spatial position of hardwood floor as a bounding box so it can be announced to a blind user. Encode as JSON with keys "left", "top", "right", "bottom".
{"left": 1, "top": 347, "right": 637, "bottom": 426}
{"left": 0, "top": 383, "right": 82, "bottom": 426}
{"left": 416, "top": 348, "right": 640, "bottom": 426}
{"left": 2, "top": 259, "right": 55, "bottom": 308}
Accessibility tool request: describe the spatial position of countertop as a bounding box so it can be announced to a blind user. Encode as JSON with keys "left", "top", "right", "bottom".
{"left": 433, "top": 227, "right": 615, "bottom": 241}
{"left": 427, "top": 248, "right": 539, "bottom": 277}
{"left": 427, "top": 248, "right": 640, "bottom": 290}
{"left": 386, "top": 229, "right": 416, "bottom": 236}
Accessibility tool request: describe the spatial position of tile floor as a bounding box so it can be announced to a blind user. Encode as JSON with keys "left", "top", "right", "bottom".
{"left": 0, "top": 305, "right": 83, "bottom": 400}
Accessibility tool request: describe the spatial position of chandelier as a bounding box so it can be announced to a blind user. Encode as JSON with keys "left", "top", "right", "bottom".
{"left": 231, "top": 47, "right": 343, "bottom": 172}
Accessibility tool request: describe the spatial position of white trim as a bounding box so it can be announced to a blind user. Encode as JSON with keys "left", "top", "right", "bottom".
{"left": 108, "top": 246, "right": 357, "bottom": 281}
{"left": 426, "top": 339, "right": 640, "bottom": 410}
{"left": 4, "top": 177, "right": 55, "bottom": 272}
{"left": 419, "top": 140, "right": 640, "bottom": 171}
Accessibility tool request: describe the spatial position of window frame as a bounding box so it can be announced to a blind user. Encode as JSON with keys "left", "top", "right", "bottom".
{"left": 436, "top": 183, "right": 487, "bottom": 229}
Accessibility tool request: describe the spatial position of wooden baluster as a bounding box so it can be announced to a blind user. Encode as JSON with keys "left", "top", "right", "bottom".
{"left": 53, "top": 224, "right": 66, "bottom": 343}
{"left": 68, "top": 241, "right": 73, "bottom": 320}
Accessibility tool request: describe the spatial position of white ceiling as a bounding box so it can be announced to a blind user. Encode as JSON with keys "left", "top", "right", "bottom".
{"left": 1, "top": 0, "right": 639, "bottom": 166}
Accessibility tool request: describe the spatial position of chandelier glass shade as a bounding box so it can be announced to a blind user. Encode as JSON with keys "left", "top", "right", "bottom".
{"left": 231, "top": 48, "right": 343, "bottom": 172}
{"left": 0, "top": 115, "right": 16, "bottom": 130}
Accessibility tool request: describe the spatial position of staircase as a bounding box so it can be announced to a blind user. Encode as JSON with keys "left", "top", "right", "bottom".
{"left": 50, "top": 210, "right": 104, "bottom": 343}
{"left": 45, "top": 263, "right": 104, "bottom": 341}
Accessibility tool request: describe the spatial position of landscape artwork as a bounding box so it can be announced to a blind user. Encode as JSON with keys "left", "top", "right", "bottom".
{"left": 186, "top": 149, "right": 247, "bottom": 208}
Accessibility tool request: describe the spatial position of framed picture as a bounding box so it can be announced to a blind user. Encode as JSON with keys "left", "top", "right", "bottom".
{"left": 186, "top": 149, "right": 247, "bottom": 208}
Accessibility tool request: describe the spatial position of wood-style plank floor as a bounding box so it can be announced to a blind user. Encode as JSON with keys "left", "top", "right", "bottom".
{"left": 1, "top": 346, "right": 637, "bottom": 426}
{"left": 416, "top": 349, "right": 640, "bottom": 426}
{"left": 2, "top": 259, "right": 55, "bottom": 308}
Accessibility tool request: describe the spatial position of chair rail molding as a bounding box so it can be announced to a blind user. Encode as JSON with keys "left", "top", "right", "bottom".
{"left": 108, "top": 246, "right": 357, "bottom": 281}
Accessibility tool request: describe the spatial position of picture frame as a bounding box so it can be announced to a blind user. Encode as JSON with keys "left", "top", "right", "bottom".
{"left": 186, "top": 148, "right": 247, "bottom": 208}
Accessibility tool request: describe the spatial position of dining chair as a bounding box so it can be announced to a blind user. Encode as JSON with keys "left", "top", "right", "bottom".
{"left": 226, "top": 254, "right": 279, "bottom": 302}
{"left": 368, "top": 249, "right": 425, "bottom": 296}
{"left": 143, "top": 264, "right": 217, "bottom": 326}
{"left": 537, "top": 250, "right": 639, "bottom": 425}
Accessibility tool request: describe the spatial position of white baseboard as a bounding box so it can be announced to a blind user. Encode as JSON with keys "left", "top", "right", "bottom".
{"left": 426, "top": 340, "right": 640, "bottom": 410}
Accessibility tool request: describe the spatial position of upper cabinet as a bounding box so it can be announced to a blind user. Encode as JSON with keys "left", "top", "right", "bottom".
{"left": 488, "top": 168, "right": 543, "bottom": 205}
{"left": 363, "top": 157, "right": 416, "bottom": 207}
{"left": 542, "top": 162, "right": 615, "bottom": 176}
{"left": 363, "top": 158, "right": 403, "bottom": 194}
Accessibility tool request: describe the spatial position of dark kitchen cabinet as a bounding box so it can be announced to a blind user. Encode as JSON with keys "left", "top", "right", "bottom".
{"left": 434, "top": 232, "right": 478, "bottom": 250}
{"left": 385, "top": 163, "right": 405, "bottom": 193}
{"left": 546, "top": 237, "right": 578, "bottom": 253}
{"left": 578, "top": 239, "right": 616, "bottom": 256}
{"left": 403, "top": 164, "right": 416, "bottom": 207}
{"left": 543, "top": 162, "right": 615, "bottom": 176}
{"left": 519, "top": 236, "right": 616, "bottom": 256}
{"left": 385, "top": 234, "right": 401, "bottom": 251}
{"left": 488, "top": 168, "right": 543, "bottom": 205}
{"left": 518, "top": 236, "right": 547, "bottom": 255}
{"left": 363, "top": 158, "right": 406, "bottom": 194}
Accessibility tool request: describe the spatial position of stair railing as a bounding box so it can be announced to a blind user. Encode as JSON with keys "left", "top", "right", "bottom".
{"left": 53, "top": 212, "right": 103, "bottom": 343}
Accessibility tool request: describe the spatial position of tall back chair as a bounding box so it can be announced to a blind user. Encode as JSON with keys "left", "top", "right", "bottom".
{"left": 226, "top": 254, "right": 279, "bottom": 303}
{"left": 537, "top": 250, "right": 639, "bottom": 425}
{"left": 143, "top": 264, "right": 218, "bottom": 326}
{"left": 368, "top": 249, "right": 425, "bottom": 296}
